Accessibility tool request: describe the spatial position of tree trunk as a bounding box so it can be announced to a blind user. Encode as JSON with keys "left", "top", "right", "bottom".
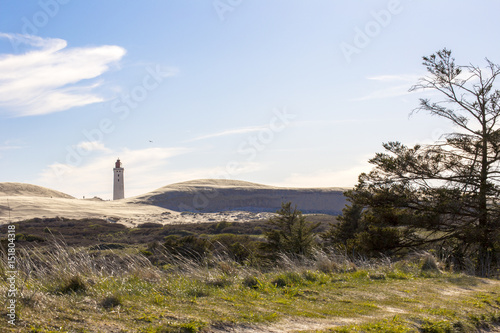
{"left": 477, "top": 107, "right": 491, "bottom": 277}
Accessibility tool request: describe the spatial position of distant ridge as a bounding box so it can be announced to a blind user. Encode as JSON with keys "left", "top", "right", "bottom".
{"left": 0, "top": 182, "right": 74, "bottom": 199}
{"left": 128, "top": 179, "right": 349, "bottom": 215}
{"left": 167, "top": 179, "right": 275, "bottom": 188}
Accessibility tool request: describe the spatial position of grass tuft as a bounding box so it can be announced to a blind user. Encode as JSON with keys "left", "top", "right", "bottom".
{"left": 271, "top": 271, "right": 303, "bottom": 287}
{"left": 419, "top": 253, "right": 441, "bottom": 272}
{"left": 242, "top": 275, "right": 260, "bottom": 289}
{"left": 100, "top": 294, "right": 123, "bottom": 309}
{"left": 58, "top": 275, "right": 87, "bottom": 294}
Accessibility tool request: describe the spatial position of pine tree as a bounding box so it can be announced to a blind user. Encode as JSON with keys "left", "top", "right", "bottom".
{"left": 331, "top": 49, "right": 500, "bottom": 276}
{"left": 264, "top": 202, "right": 320, "bottom": 256}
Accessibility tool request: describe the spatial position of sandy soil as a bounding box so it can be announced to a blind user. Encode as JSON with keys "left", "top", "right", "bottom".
{"left": 0, "top": 195, "right": 278, "bottom": 227}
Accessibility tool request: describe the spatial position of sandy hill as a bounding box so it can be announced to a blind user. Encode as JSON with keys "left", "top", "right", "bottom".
{"left": 127, "top": 179, "right": 349, "bottom": 215}
{"left": 0, "top": 180, "right": 348, "bottom": 226}
{"left": 0, "top": 182, "right": 168, "bottom": 226}
{"left": 0, "top": 182, "right": 74, "bottom": 199}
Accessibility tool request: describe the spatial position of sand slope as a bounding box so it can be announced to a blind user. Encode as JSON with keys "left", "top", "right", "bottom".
{"left": 127, "top": 179, "right": 349, "bottom": 215}
{"left": 0, "top": 182, "right": 74, "bottom": 199}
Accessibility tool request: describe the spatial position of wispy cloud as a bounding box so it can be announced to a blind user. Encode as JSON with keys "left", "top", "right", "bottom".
{"left": 187, "top": 125, "right": 268, "bottom": 142}
{"left": 0, "top": 140, "right": 23, "bottom": 159}
{"left": 355, "top": 74, "right": 423, "bottom": 101}
{"left": 367, "top": 74, "right": 421, "bottom": 82}
{"left": 0, "top": 33, "right": 126, "bottom": 117}
{"left": 0, "top": 144, "right": 22, "bottom": 151}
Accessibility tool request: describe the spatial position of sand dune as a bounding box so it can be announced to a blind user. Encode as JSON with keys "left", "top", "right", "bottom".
{"left": 0, "top": 180, "right": 348, "bottom": 226}
{"left": 0, "top": 182, "right": 74, "bottom": 199}
{"left": 127, "top": 179, "right": 348, "bottom": 215}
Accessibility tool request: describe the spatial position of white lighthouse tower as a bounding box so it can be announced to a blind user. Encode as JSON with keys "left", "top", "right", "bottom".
{"left": 113, "top": 158, "right": 125, "bottom": 200}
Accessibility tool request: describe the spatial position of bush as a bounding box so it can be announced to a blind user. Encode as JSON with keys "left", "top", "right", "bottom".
{"left": 163, "top": 235, "right": 212, "bottom": 260}
{"left": 211, "top": 234, "right": 258, "bottom": 263}
{"left": 138, "top": 222, "right": 163, "bottom": 229}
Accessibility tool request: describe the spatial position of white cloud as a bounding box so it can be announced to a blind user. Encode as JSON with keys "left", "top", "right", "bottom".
{"left": 75, "top": 141, "right": 110, "bottom": 153}
{"left": 0, "top": 33, "right": 126, "bottom": 116}
{"left": 36, "top": 141, "right": 270, "bottom": 199}
{"left": 37, "top": 145, "right": 190, "bottom": 199}
{"left": 277, "top": 163, "right": 372, "bottom": 188}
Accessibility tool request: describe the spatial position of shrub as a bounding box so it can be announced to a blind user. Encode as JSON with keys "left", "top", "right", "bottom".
{"left": 163, "top": 235, "right": 212, "bottom": 260}
{"left": 138, "top": 222, "right": 163, "bottom": 229}
{"left": 211, "top": 234, "right": 258, "bottom": 263}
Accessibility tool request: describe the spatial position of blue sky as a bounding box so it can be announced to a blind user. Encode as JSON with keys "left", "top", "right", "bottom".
{"left": 1, "top": 0, "right": 499, "bottom": 199}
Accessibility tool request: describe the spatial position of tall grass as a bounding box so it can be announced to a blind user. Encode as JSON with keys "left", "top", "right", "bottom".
{"left": 0, "top": 241, "right": 454, "bottom": 293}
{"left": 0, "top": 240, "right": 498, "bottom": 332}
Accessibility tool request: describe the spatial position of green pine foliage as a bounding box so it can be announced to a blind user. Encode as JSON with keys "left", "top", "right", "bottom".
{"left": 264, "top": 202, "right": 320, "bottom": 256}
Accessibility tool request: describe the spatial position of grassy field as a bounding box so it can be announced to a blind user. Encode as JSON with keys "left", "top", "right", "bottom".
{"left": 0, "top": 218, "right": 499, "bottom": 332}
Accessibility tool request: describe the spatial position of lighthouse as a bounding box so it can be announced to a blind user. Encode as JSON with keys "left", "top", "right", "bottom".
{"left": 113, "top": 158, "right": 124, "bottom": 200}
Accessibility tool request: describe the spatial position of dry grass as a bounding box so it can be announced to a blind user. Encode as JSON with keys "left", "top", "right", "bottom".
{"left": 0, "top": 241, "right": 499, "bottom": 332}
